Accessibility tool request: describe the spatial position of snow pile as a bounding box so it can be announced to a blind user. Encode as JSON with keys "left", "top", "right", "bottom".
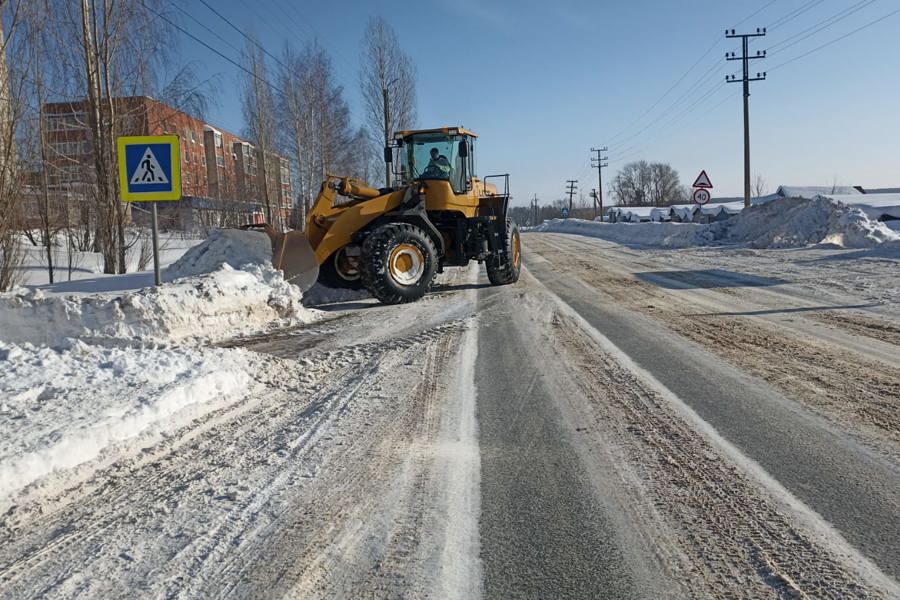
{"left": 164, "top": 228, "right": 272, "bottom": 280}
{"left": 533, "top": 197, "right": 900, "bottom": 250}
{"left": 0, "top": 340, "right": 264, "bottom": 503}
{"left": 0, "top": 229, "right": 318, "bottom": 347}
{"left": 712, "top": 196, "right": 900, "bottom": 249}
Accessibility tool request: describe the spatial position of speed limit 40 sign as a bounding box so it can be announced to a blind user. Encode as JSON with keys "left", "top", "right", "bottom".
{"left": 692, "top": 170, "right": 713, "bottom": 205}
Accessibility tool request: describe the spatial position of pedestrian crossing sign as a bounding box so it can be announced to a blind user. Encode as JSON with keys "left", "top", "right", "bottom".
{"left": 117, "top": 135, "right": 181, "bottom": 201}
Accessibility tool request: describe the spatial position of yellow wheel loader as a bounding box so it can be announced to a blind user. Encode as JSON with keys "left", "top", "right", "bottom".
{"left": 269, "top": 126, "right": 521, "bottom": 304}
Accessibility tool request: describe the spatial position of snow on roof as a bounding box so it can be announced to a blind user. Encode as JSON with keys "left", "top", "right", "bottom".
{"left": 777, "top": 185, "right": 862, "bottom": 198}
{"left": 863, "top": 188, "right": 900, "bottom": 194}
{"left": 698, "top": 201, "right": 745, "bottom": 215}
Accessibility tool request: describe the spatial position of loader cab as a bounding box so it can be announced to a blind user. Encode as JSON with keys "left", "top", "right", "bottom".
{"left": 394, "top": 127, "right": 477, "bottom": 195}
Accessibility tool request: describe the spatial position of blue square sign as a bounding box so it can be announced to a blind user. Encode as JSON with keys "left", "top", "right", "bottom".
{"left": 117, "top": 135, "right": 181, "bottom": 201}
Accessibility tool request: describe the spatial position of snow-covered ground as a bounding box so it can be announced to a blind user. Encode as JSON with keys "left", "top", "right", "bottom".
{"left": 13, "top": 230, "right": 203, "bottom": 288}
{"left": 536, "top": 196, "right": 900, "bottom": 250}
{"left": 2, "top": 197, "right": 900, "bottom": 596}
{"left": 0, "top": 229, "right": 319, "bottom": 347}
{"left": 0, "top": 228, "right": 324, "bottom": 507}
{"left": 0, "top": 341, "right": 267, "bottom": 504}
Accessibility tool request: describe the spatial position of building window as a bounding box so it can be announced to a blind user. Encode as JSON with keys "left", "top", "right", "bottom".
{"left": 216, "top": 154, "right": 225, "bottom": 167}
{"left": 214, "top": 132, "right": 223, "bottom": 148}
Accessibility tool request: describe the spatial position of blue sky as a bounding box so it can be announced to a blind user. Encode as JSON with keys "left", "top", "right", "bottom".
{"left": 172, "top": 0, "right": 900, "bottom": 205}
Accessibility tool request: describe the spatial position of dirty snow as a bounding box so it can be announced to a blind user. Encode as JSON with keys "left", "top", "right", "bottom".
{"left": 535, "top": 196, "right": 900, "bottom": 249}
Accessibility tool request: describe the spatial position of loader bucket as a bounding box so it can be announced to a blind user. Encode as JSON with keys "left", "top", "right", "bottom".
{"left": 272, "top": 230, "right": 319, "bottom": 291}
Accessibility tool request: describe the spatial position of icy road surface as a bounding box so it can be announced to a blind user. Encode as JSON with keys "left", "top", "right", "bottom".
{"left": 2, "top": 234, "right": 899, "bottom": 598}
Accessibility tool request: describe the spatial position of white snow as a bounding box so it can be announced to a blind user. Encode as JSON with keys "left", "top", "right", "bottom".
{"left": 777, "top": 185, "right": 862, "bottom": 197}
{"left": 163, "top": 227, "right": 273, "bottom": 280}
{"left": 0, "top": 340, "right": 264, "bottom": 503}
{"left": 537, "top": 196, "right": 900, "bottom": 250}
{"left": 0, "top": 227, "right": 327, "bottom": 504}
{"left": 14, "top": 231, "right": 203, "bottom": 288}
{"left": 821, "top": 194, "right": 900, "bottom": 221}
{"left": 713, "top": 196, "right": 900, "bottom": 249}
{"left": 0, "top": 229, "right": 319, "bottom": 347}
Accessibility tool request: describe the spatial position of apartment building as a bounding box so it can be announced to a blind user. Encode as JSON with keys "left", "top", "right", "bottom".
{"left": 41, "top": 96, "right": 293, "bottom": 230}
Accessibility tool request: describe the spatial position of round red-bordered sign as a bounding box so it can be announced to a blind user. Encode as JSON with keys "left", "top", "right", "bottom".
{"left": 692, "top": 188, "right": 712, "bottom": 205}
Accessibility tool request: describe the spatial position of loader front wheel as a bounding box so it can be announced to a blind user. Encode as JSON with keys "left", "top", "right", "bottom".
{"left": 318, "top": 245, "right": 364, "bottom": 290}
{"left": 486, "top": 219, "right": 521, "bottom": 286}
{"left": 361, "top": 223, "right": 437, "bottom": 304}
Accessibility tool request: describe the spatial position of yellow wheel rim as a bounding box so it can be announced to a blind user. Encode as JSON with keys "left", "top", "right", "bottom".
{"left": 388, "top": 243, "right": 425, "bottom": 286}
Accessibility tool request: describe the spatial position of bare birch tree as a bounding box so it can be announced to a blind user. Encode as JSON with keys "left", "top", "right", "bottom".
{"left": 241, "top": 39, "right": 281, "bottom": 230}
{"left": 0, "top": 2, "right": 26, "bottom": 290}
{"left": 277, "top": 42, "right": 364, "bottom": 225}
{"left": 359, "top": 16, "right": 417, "bottom": 187}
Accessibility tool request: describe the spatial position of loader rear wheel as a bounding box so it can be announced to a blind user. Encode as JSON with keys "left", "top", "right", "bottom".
{"left": 361, "top": 223, "right": 437, "bottom": 304}
{"left": 318, "top": 245, "right": 364, "bottom": 290}
{"left": 487, "top": 218, "right": 521, "bottom": 286}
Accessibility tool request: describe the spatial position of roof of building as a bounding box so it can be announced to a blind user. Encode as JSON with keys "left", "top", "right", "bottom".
{"left": 776, "top": 185, "right": 862, "bottom": 197}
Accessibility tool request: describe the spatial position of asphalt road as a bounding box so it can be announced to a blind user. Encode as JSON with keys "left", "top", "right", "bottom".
{"left": 475, "top": 284, "right": 641, "bottom": 600}
{"left": 522, "top": 234, "right": 900, "bottom": 582}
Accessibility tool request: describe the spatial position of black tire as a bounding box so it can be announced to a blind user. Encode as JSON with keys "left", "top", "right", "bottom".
{"left": 318, "top": 246, "right": 364, "bottom": 290}
{"left": 486, "top": 218, "right": 522, "bottom": 286}
{"left": 361, "top": 223, "right": 438, "bottom": 304}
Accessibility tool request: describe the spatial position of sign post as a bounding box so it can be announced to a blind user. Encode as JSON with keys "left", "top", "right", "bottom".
{"left": 691, "top": 170, "right": 714, "bottom": 207}
{"left": 117, "top": 135, "right": 181, "bottom": 286}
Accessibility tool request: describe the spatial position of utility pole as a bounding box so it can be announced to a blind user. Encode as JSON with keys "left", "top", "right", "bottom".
{"left": 590, "top": 188, "right": 598, "bottom": 219}
{"left": 590, "top": 147, "right": 608, "bottom": 218}
{"left": 565, "top": 180, "right": 578, "bottom": 214}
{"left": 726, "top": 28, "right": 766, "bottom": 208}
{"left": 532, "top": 193, "right": 539, "bottom": 226}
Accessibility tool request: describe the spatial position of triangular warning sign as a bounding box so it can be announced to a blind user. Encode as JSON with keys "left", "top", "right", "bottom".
{"left": 692, "top": 170, "right": 713, "bottom": 189}
{"left": 130, "top": 147, "right": 169, "bottom": 185}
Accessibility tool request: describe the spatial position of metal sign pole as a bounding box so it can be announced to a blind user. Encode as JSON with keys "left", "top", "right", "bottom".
{"left": 151, "top": 201, "right": 161, "bottom": 286}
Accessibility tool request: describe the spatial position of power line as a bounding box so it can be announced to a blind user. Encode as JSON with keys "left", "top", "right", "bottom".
{"left": 604, "top": 1, "right": 785, "bottom": 149}
{"left": 769, "top": 5, "right": 900, "bottom": 72}
{"left": 168, "top": 2, "right": 243, "bottom": 56}
{"left": 767, "top": 0, "right": 878, "bottom": 55}
{"left": 767, "top": 0, "right": 827, "bottom": 30}
{"left": 195, "top": 0, "right": 288, "bottom": 70}
{"left": 140, "top": 0, "right": 286, "bottom": 97}
{"left": 734, "top": 0, "right": 781, "bottom": 28}
{"left": 605, "top": 35, "right": 723, "bottom": 146}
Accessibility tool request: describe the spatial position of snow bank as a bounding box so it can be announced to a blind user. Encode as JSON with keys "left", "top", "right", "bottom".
{"left": 534, "top": 218, "right": 706, "bottom": 248}
{"left": 0, "top": 229, "right": 318, "bottom": 347}
{"left": 0, "top": 340, "right": 263, "bottom": 502}
{"left": 713, "top": 196, "right": 900, "bottom": 249}
{"left": 534, "top": 197, "right": 900, "bottom": 250}
{"left": 164, "top": 228, "right": 272, "bottom": 280}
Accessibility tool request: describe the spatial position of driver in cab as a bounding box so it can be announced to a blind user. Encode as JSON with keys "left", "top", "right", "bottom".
{"left": 425, "top": 147, "right": 451, "bottom": 179}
